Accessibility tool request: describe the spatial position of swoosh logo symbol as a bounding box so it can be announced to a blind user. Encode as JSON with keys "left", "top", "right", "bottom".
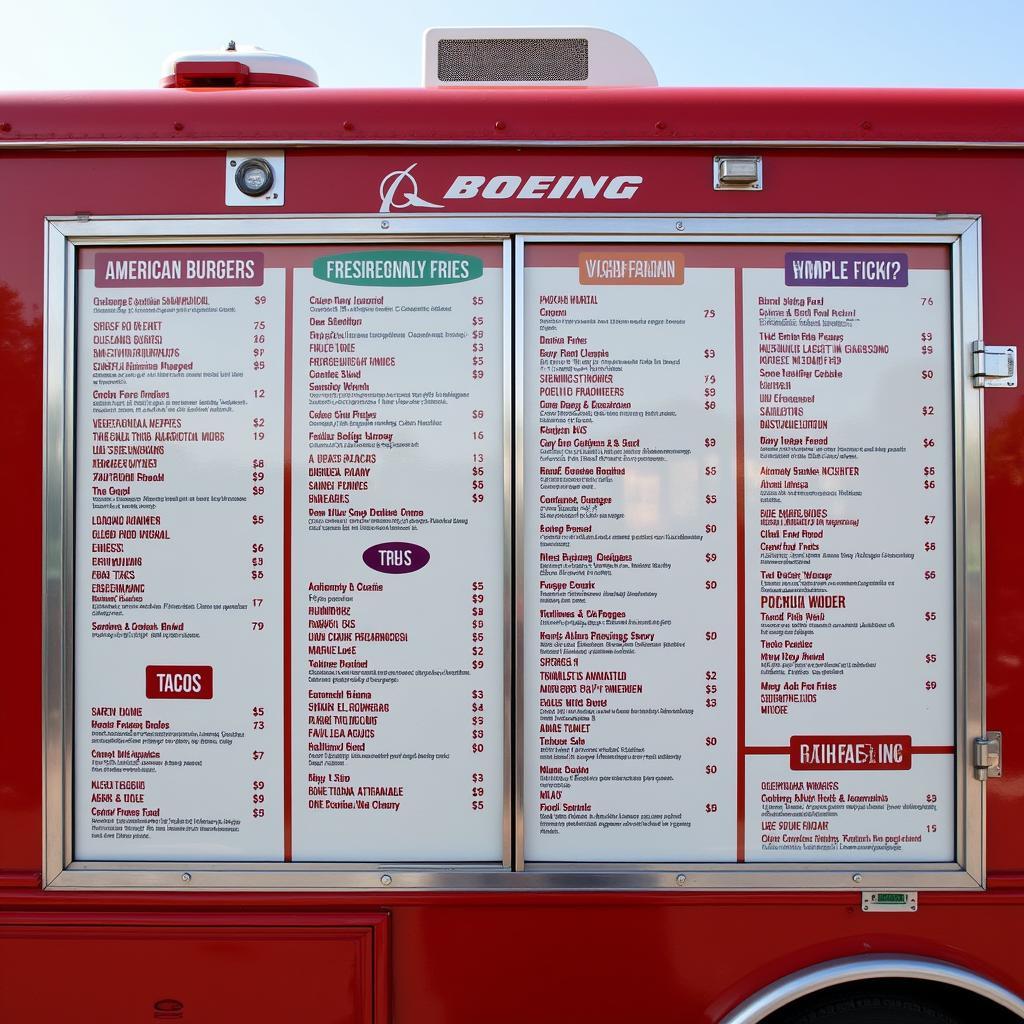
{"left": 379, "top": 164, "right": 444, "bottom": 213}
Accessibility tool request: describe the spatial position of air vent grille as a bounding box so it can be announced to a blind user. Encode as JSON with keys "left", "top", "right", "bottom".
{"left": 436, "top": 37, "right": 588, "bottom": 82}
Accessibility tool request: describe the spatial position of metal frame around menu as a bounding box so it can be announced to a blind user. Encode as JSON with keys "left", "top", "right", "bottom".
{"left": 43, "top": 213, "right": 984, "bottom": 891}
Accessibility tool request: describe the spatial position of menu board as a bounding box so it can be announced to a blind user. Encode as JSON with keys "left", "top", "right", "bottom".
{"left": 523, "top": 244, "right": 955, "bottom": 865}
{"left": 71, "top": 238, "right": 959, "bottom": 872}
{"left": 74, "top": 245, "right": 505, "bottom": 862}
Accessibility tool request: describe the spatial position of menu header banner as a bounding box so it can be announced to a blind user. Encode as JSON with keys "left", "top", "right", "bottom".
{"left": 94, "top": 251, "right": 265, "bottom": 288}
{"left": 145, "top": 665, "right": 214, "bottom": 700}
{"left": 312, "top": 250, "right": 483, "bottom": 286}
{"left": 789, "top": 735, "right": 913, "bottom": 771}
{"left": 578, "top": 251, "right": 684, "bottom": 285}
{"left": 784, "top": 252, "right": 909, "bottom": 287}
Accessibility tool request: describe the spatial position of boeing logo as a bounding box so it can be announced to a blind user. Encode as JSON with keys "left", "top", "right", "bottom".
{"left": 378, "top": 167, "right": 643, "bottom": 212}
{"left": 379, "top": 164, "right": 445, "bottom": 213}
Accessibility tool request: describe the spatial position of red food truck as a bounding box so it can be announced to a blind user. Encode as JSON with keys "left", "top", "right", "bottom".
{"left": 1, "top": 25, "right": 1023, "bottom": 1024}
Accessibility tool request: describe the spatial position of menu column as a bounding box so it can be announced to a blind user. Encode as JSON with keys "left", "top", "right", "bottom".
{"left": 523, "top": 245, "right": 738, "bottom": 862}
{"left": 742, "top": 249, "right": 955, "bottom": 862}
{"left": 290, "top": 246, "right": 505, "bottom": 862}
{"left": 75, "top": 249, "right": 285, "bottom": 860}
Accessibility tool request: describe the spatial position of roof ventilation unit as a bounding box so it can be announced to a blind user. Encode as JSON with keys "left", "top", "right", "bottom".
{"left": 161, "top": 42, "right": 319, "bottom": 88}
{"left": 423, "top": 27, "right": 657, "bottom": 87}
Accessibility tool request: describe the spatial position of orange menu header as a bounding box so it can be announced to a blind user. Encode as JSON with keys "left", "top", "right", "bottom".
{"left": 578, "top": 251, "right": 685, "bottom": 286}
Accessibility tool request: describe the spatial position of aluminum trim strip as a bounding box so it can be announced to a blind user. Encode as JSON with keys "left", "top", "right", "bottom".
{"left": 43, "top": 214, "right": 978, "bottom": 239}
{"left": 42, "top": 220, "right": 72, "bottom": 886}
{"left": 957, "top": 222, "right": 987, "bottom": 886}
{"left": 513, "top": 235, "right": 527, "bottom": 872}
{"left": 501, "top": 236, "right": 514, "bottom": 869}
{"left": 45, "top": 863, "right": 980, "bottom": 891}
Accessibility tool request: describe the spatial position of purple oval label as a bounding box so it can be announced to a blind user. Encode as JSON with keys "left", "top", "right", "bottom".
{"left": 362, "top": 541, "right": 430, "bottom": 574}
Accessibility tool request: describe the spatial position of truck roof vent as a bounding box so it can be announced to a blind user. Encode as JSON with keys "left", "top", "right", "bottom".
{"left": 161, "top": 42, "right": 319, "bottom": 89}
{"left": 424, "top": 27, "right": 657, "bottom": 87}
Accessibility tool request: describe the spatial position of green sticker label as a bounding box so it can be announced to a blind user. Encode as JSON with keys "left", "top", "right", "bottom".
{"left": 312, "top": 251, "right": 483, "bottom": 287}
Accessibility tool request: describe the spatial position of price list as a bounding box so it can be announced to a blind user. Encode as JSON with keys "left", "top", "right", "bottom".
{"left": 74, "top": 250, "right": 286, "bottom": 859}
{"left": 289, "top": 246, "right": 505, "bottom": 861}
{"left": 522, "top": 243, "right": 957, "bottom": 865}
{"left": 741, "top": 248, "right": 955, "bottom": 862}
{"left": 523, "top": 246, "right": 738, "bottom": 862}
{"left": 72, "top": 240, "right": 959, "bottom": 870}
{"left": 73, "top": 244, "right": 506, "bottom": 864}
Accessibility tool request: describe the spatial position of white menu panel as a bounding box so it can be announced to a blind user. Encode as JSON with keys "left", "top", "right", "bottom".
{"left": 523, "top": 243, "right": 956, "bottom": 865}
{"left": 289, "top": 247, "right": 505, "bottom": 860}
{"left": 742, "top": 252, "right": 955, "bottom": 861}
{"left": 73, "top": 244, "right": 506, "bottom": 864}
{"left": 523, "top": 246, "right": 739, "bottom": 861}
{"left": 72, "top": 240, "right": 960, "bottom": 871}
{"left": 75, "top": 250, "right": 286, "bottom": 859}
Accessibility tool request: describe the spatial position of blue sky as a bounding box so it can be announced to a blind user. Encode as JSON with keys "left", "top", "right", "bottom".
{"left": 2, "top": 0, "right": 1022, "bottom": 90}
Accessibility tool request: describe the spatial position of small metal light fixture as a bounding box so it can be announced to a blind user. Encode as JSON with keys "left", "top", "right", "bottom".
{"left": 235, "top": 157, "right": 275, "bottom": 197}
{"left": 713, "top": 155, "right": 763, "bottom": 190}
{"left": 225, "top": 150, "right": 285, "bottom": 206}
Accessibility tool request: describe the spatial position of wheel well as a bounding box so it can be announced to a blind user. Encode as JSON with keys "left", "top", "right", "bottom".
{"left": 760, "top": 978, "right": 1022, "bottom": 1024}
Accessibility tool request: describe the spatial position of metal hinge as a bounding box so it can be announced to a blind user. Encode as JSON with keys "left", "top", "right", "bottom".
{"left": 974, "top": 731, "right": 1002, "bottom": 781}
{"left": 972, "top": 341, "right": 1017, "bottom": 388}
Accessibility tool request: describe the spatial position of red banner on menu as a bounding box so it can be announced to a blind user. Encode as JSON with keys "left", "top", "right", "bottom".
{"left": 789, "top": 736, "right": 913, "bottom": 771}
{"left": 145, "top": 665, "right": 214, "bottom": 700}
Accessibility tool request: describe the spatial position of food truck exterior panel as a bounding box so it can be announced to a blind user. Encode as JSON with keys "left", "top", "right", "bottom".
{"left": 1, "top": 29, "right": 1024, "bottom": 1024}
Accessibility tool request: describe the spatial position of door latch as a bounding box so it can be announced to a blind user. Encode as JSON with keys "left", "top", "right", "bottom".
{"left": 974, "top": 732, "right": 1002, "bottom": 781}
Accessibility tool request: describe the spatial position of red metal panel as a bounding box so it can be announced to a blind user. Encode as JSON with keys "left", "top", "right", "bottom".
{"left": 383, "top": 899, "right": 1024, "bottom": 1024}
{"left": 3, "top": 88, "right": 1024, "bottom": 145}
{"left": 0, "top": 911, "right": 388, "bottom": 1023}
{"left": 2, "top": 144, "right": 1023, "bottom": 874}
{"left": 2, "top": 94, "right": 1024, "bottom": 1020}
{"left": 1, "top": 891, "right": 1023, "bottom": 1022}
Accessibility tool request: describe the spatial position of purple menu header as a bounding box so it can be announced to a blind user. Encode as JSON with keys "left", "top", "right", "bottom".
{"left": 784, "top": 252, "right": 908, "bottom": 288}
